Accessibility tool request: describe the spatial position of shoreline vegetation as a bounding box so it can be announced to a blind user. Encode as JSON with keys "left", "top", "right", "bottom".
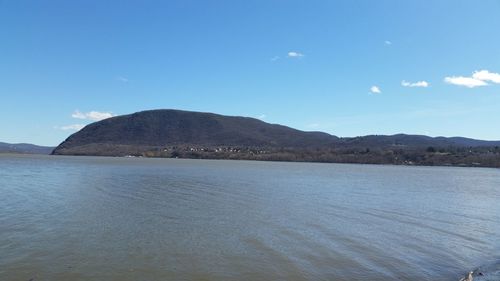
{"left": 52, "top": 143, "right": 500, "bottom": 168}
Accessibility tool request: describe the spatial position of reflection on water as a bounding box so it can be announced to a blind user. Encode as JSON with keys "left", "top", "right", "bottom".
{"left": 1, "top": 154, "right": 499, "bottom": 281}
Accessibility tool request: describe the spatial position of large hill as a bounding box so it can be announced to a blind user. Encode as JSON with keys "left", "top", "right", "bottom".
{"left": 52, "top": 109, "right": 337, "bottom": 156}
{"left": 52, "top": 109, "right": 500, "bottom": 167}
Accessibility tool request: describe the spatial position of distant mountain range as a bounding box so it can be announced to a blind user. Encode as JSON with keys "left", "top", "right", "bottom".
{"left": 338, "top": 134, "right": 500, "bottom": 148}
{"left": 51, "top": 109, "right": 500, "bottom": 167}
{"left": 0, "top": 142, "right": 54, "bottom": 155}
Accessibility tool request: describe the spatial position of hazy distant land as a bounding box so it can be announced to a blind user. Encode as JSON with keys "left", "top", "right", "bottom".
{"left": 0, "top": 142, "right": 54, "bottom": 155}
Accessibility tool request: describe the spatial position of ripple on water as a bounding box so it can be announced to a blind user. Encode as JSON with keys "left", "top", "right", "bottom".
{"left": 0, "top": 155, "right": 499, "bottom": 281}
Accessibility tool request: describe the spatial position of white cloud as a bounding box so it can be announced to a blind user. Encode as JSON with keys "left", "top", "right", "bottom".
{"left": 58, "top": 124, "right": 85, "bottom": 131}
{"left": 444, "top": 76, "right": 487, "bottom": 88}
{"left": 370, "top": 86, "right": 381, "bottom": 94}
{"left": 116, "top": 76, "right": 129, "bottom": 83}
{"left": 71, "top": 111, "right": 86, "bottom": 119}
{"left": 270, "top": 56, "right": 280, "bottom": 62}
{"left": 384, "top": 40, "right": 392, "bottom": 45}
{"left": 472, "top": 70, "right": 500, "bottom": 84}
{"left": 401, "top": 80, "right": 429, "bottom": 88}
{"left": 444, "top": 70, "right": 500, "bottom": 88}
{"left": 288, "top": 51, "right": 304, "bottom": 58}
{"left": 257, "top": 114, "right": 267, "bottom": 120}
{"left": 72, "top": 110, "right": 115, "bottom": 121}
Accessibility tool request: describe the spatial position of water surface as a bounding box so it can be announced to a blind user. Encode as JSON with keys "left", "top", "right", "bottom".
{"left": 1, "top": 154, "right": 499, "bottom": 280}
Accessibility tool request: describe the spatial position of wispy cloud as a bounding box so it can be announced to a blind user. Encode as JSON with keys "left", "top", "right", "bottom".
{"left": 444, "top": 76, "right": 487, "bottom": 88}
{"left": 56, "top": 124, "right": 85, "bottom": 131}
{"left": 116, "top": 76, "right": 129, "bottom": 83}
{"left": 57, "top": 110, "right": 114, "bottom": 132}
{"left": 257, "top": 114, "right": 267, "bottom": 120}
{"left": 307, "top": 123, "right": 320, "bottom": 129}
{"left": 270, "top": 56, "right": 280, "bottom": 62}
{"left": 370, "top": 86, "right": 381, "bottom": 94}
{"left": 401, "top": 80, "right": 429, "bottom": 88}
{"left": 384, "top": 40, "right": 392, "bottom": 45}
{"left": 444, "top": 70, "right": 500, "bottom": 88}
{"left": 287, "top": 51, "right": 304, "bottom": 58}
{"left": 72, "top": 110, "right": 115, "bottom": 121}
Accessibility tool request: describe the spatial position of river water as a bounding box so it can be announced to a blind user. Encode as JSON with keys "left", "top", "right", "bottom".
{"left": 1, "top": 154, "right": 499, "bottom": 280}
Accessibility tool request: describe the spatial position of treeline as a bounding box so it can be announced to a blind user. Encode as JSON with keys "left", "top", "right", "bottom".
{"left": 137, "top": 145, "right": 500, "bottom": 168}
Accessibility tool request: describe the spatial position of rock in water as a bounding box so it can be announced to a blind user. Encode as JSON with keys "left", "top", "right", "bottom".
{"left": 459, "top": 271, "right": 473, "bottom": 281}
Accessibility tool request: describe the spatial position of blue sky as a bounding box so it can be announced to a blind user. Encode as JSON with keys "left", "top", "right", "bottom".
{"left": 1, "top": 0, "right": 500, "bottom": 146}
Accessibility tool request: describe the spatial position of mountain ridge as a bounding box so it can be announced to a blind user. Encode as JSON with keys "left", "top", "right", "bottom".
{"left": 53, "top": 109, "right": 339, "bottom": 153}
{"left": 51, "top": 109, "right": 500, "bottom": 167}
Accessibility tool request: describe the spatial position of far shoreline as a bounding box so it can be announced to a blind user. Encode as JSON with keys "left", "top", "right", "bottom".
{"left": 5, "top": 152, "right": 498, "bottom": 170}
